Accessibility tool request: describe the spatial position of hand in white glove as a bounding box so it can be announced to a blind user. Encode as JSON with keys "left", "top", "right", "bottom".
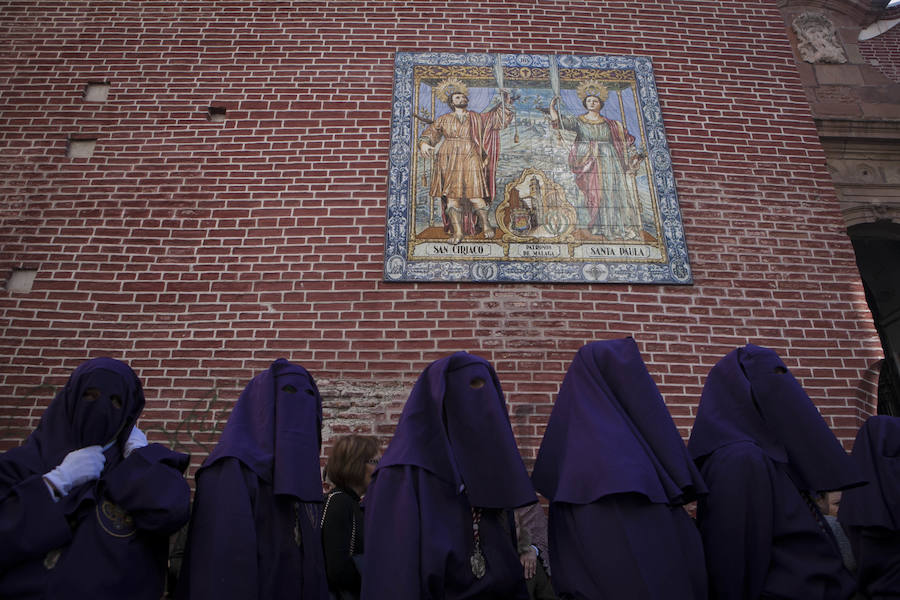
{"left": 43, "top": 446, "right": 106, "bottom": 498}
{"left": 124, "top": 425, "right": 148, "bottom": 458}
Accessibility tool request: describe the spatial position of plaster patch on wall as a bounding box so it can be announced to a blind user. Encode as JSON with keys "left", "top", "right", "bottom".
{"left": 319, "top": 379, "right": 409, "bottom": 441}
{"left": 66, "top": 137, "right": 97, "bottom": 158}
{"left": 5, "top": 269, "right": 37, "bottom": 293}
{"left": 83, "top": 81, "right": 110, "bottom": 102}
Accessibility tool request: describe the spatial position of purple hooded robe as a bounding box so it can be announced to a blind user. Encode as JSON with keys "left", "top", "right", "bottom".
{"left": 838, "top": 415, "right": 900, "bottom": 598}
{"left": 688, "top": 344, "right": 863, "bottom": 600}
{"left": 531, "top": 338, "right": 708, "bottom": 600}
{"left": 361, "top": 352, "right": 537, "bottom": 600}
{"left": 176, "top": 358, "right": 329, "bottom": 600}
{"left": 0, "top": 357, "right": 191, "bottom": 599}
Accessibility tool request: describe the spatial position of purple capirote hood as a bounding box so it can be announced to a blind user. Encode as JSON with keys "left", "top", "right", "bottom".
{"left": 377, "top": 351, "right": 536, "bottom": 509}
{"left": 8, "top": 357, "right": 144, "bottom": 473}
{"left": 688, "top": 344, "right": 862, "bottom": 493}
{"left": 202, "top": 358, "right": 324, "bottom": 502}
{"left": 532, "top": 337, "right": 705, "bottom": 505}
{"left": 839, "top": 415, "right": 900, "bottom": 530}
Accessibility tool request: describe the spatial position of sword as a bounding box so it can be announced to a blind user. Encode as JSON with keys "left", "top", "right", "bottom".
{"left": 494, "top": 54, "right": 517, "bottom": 141}
{"left": 493, "top": 53, "right": 505, "bottom": 99}
{"left": 549, "top": 55, "right": 563, "bottom": 141}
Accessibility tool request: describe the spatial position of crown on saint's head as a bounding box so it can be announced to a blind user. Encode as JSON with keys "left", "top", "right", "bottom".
{"left": 576, "top": 80, "right": 610, "bottom": 102}
{"left": 435, "top": 78, "right": 469, "bottom": 103}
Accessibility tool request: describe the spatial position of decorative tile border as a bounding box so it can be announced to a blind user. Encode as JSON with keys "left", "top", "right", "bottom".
{"left": 384, "top": 52, "right": 691, "bottom": 284}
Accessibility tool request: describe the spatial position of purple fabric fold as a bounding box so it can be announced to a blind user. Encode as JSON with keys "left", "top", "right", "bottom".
{"left": 839, "top": 415, "right": 900, "bottom": 530}
{"left": 689, "top": 344, "right": 862, "bottom": 493}
{"left": 362, "top": 465, "right": 529, "bottom": 600}
{"left": 838, "top": 416, "right": 900, "bottom": 599}
{"left": 3, "top": 357, "right": 144, "bottom": 480}
{"left": 178, "top": 359, "right": 329, "bottom": 600}
{"left": 695, "top": 440, "right": 856, "bottom": 599}
{"left": 202, "top": 358, "right": 323, "bottom": 501}
{"left": 530, "top": 338, "right": 708, "bottom": 599}
{"left": 532, "top": 337, "right": 706, "bottom": 505}
{"left": 377, "top": 351, "right": 535, "bottom": 509}
{"left": 177, "top": 457, "right": 329, "bottom": 600}
{"left": 0, "top": 357, "right": 190, "bottom": 600}
{"left": 547, "top": 496, "right": 708, "bottom": 600}
{"left": 361, "top": 352, "right": 534, "bottom": 599}
{"left": 689, "top": 344, "right": 860, "bottom": 600}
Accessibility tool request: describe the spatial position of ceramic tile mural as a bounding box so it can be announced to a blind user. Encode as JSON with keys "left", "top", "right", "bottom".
{"left": 384, "top": 52, "right": 691, "bottom": 284}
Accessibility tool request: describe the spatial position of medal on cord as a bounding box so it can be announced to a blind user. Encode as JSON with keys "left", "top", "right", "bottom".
{"left": 470, "top": 506, "right": 486, "bottom": 579}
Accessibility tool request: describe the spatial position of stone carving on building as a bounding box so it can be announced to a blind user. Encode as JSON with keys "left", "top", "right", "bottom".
{"left": 792, "top": 12, "right": 848, "bottom": 64}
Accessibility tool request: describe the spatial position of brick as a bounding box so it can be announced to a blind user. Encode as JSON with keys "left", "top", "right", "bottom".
{"left": 0, "top": 0, "right": 884, "bottom": 464}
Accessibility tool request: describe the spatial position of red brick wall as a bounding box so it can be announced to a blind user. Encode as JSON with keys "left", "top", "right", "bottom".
{"left": 0, "top": 1, "right": 882, "bottom": 475}
{"left": 859, "top": 10, "right": 900, "bottom": 84}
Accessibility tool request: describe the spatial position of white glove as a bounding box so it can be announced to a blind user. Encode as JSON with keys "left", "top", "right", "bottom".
{"left": 44, "top": 446, "right": 106, "bottom": 498}
{"left": 124, "top": 425, "right": 148, "bottom": 458}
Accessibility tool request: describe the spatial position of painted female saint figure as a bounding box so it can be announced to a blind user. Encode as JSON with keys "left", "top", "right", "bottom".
{"left": 419, "top": 78, "right": 514, "bottom": 245}
{"left": 549, "top": 81, "right": 644, "bottom": 241}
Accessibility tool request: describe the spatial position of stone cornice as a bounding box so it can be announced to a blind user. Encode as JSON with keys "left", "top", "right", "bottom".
{"left": 777, "top": 0, "right": 890, "bottom": 25}
{"left": 816, "top": 117, "right": 900, "bottom": 140}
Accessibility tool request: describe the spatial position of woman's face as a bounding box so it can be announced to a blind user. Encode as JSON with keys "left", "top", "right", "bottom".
{"left": 585, "top": 95, "right": 602, "bottom": 111}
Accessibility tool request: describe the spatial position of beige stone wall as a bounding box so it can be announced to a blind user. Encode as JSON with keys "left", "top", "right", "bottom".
{"left": 779, "top": 0, "right": 900, "bottom": 227}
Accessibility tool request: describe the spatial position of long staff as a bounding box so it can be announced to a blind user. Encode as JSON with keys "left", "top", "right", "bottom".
{"left": 414, "top": 112, "right": 433, "bottom": 189}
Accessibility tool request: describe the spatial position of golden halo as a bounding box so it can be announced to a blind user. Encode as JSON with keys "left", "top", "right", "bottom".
{"left": 435, "top": 78, "right": 469, "bottom": 104}
{"left": 576, "top": 80, "right": 609, "bottom": 102}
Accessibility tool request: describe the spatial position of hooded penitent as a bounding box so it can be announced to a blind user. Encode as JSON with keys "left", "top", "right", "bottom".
{"left": 689, "top": 344, "right": 861, "bottom": 493}
{"left": 176, "top": 358, "right": 329, "bottom": 600}
{"left": 532, "top": 337, "right": 705, "bottom": 505}
{"left": 362, "top": 352, "right": 535, "bottom": 600}
{"left": 377, "top": 351, "right": 536, "bottom": 508}
{"left": 4, "top": 357, "right": 144, "bottom": 482}
{"left": 202, "top": 358, "right": 324, "bottom": 501}
{"left": 532, "top": 338, "right": 708, "bottom": 600}
{"left": 0, "top": 357, "right": 190, "bottom": 600}
{"left": 688, "top": 344, "right": 863, "bottom": 600}
{"left": 838, "top": 415, "right": 900, "bottom": 598}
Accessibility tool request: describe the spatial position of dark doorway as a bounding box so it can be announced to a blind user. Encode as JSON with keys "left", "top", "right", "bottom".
{"left": 849, "top": 221, "right": 900, "bottom": 416}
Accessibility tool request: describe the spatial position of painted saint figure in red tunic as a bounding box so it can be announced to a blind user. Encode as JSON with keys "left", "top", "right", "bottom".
{"left": 419, "top": 78, "right": 514, "bottom": 245}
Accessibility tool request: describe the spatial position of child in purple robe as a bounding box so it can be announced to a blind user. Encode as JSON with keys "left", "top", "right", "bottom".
{"left": 176, "top": 358, "right": 329, "bottom": 600}
{"left": 532, "top": 337, "right": 708, "bottom": 600}
{"left": 0, "top": 357, "right": 191, "bottom": 599}
{"left": 689, "top": 344, "right": 863, "bottom": 600}
{"left": 838, "top": 415, "right": 900, "bottom": 598}
{"left": 361, "top": 352, "right": 537, "bottom": 600}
